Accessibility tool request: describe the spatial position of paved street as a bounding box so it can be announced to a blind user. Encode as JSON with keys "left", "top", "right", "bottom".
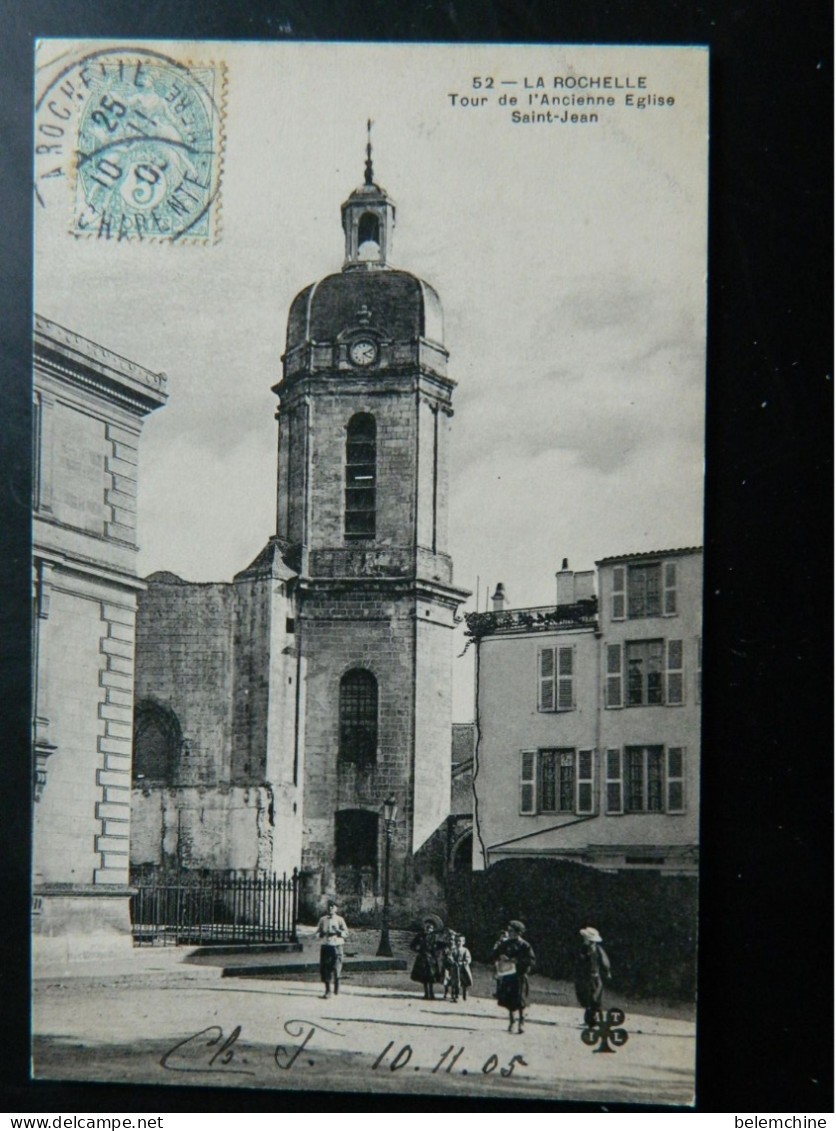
{"left": 32, "top": 943, "right": 695, "bottom": 1105}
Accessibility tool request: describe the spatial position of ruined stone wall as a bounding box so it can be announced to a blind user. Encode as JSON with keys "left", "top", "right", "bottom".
{"left": 132, "top": 565, "right": 303, "bottom": 876}
{"left": 135, "top": 577, "right": 235, "bottom": 788}
{"left": 131, "top": 784, "right": 276, "bottom": 871}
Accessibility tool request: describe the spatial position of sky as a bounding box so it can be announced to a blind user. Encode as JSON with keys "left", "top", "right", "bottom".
{"left": 35, "top": 41, "right": 708, "bottom": 720}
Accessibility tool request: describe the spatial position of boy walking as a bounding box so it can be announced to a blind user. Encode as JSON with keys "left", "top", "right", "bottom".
{"left": 315, "top": 898, "right": 349, "bottom": 998}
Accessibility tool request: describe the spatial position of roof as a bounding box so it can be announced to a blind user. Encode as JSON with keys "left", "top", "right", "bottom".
{"left": 286, "top": 268, "right": 443, "bottom": 349}
{"left": 595, "top": 546, "right": 703, "bottom": 566}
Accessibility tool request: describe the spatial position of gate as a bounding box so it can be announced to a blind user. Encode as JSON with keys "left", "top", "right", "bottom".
{"left": 130, "top": 867, "right": 299, "bottom": 946}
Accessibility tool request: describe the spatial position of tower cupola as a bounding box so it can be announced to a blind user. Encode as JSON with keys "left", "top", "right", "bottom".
{"left": 341, "top": 121, "right": 396, "bottom": 270}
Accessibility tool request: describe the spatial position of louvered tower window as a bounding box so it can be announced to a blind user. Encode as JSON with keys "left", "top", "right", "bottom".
{"left": 345, "top": 413, "right": 376, "bottom": 538}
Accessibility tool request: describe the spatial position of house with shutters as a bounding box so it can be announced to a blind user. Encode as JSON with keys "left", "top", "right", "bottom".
{"left": 468, "top": 548, "right": 702, "bottom": 876}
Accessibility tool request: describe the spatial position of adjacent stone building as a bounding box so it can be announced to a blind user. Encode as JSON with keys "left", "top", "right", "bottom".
{"left": 469, "top": 549, "right": 702, "bottom": 876}
{"left": 32, "top": 316, "right": 167, "bottom": 959}
{"left": 133, "top": 154, "right": 470, "bottom": 919}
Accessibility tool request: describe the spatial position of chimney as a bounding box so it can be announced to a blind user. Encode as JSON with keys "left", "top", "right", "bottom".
{"left": 556, "top": 559, "right": 574, "bottom": 605}
{"left": 491, "top": 583, "right": 506, "bottom": 612}
{"left": 573, "top": 570, "right": 596, "bottom": 602}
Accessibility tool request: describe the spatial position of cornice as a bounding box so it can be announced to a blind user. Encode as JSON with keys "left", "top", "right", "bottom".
{"left": 34, "top": 315, "right": 168, "bottom": 415}
{"left": 272, "top": 365, "right": 456, "bottom": 407}
{"left": 297, "top": 574, "right": 470, "bottom": 608}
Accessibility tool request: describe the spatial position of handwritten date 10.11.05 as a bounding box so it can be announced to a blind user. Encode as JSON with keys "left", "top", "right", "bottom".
{"left": 373, "top": 1040, "right": 527, "bottom": 1077}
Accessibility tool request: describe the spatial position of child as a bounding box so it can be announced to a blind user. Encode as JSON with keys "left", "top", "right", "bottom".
{"left": 455, "top": 934, "right": 473, "bottom": 1002}
{"left": 440, "top": 928, "right": 457, "bottom": 1000}
{"left": 410, "top": 916, "right": 443, "bottom": 1000}
{"left": 314, "top": 898, "right": 349, "bottom": 998}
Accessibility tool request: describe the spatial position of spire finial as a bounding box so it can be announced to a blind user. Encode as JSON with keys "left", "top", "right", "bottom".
{"left": 364, "top": 118, "right": 374, "bottom": 186}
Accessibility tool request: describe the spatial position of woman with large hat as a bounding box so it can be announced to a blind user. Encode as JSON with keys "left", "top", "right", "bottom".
{"left": 574, "top": 926, "right": 612, "bottom": 1028}
{"left": 490, "top": 919, "right": 536, "bottom": 1033}
{"left": 409, "top": 913, "right": 444, "bottom": 1000}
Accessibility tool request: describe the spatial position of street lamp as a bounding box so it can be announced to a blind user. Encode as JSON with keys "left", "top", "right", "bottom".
{"left": 376, "top": 794, "right": 398, "bottom": 957}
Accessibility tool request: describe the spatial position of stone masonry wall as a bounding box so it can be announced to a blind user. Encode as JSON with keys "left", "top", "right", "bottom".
{"left": 135, "top": 578, "right": 235, "bottom": 788}
{"left": 299, "top": 586, "right": 415, "bottom": 910}
{"left": 231, "top": 577, "right": 271, "bottom": 784}
{"left": 306, "top": 389, "right": 418, "bottom": 552}
{"left": 132, "top": 569, "right": 302, "bottom": 875}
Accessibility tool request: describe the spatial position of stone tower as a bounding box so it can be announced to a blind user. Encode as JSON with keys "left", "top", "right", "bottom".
{"left": 274, "top": 137, "right": 469, "bottom": 917}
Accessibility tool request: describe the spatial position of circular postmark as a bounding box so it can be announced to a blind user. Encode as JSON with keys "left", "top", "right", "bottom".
{"left": 35, "top": 46, "right": 226, "bottom": 242}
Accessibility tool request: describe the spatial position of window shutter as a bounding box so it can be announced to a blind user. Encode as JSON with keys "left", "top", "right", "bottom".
{"left": 576, "top": 749, "right": 595, "bottom": 814}
{"left": 666, "top": 747, "right": 686, "bottom": 812}
{"left": 605, "top": 748, "right": 623, "bottom": 814}
{"left": 538, "top": 647, "right": 555, "bottom": 711}
{"left": 666, "top": 639, "right": 684, "bottom": 705}
{"left": 611, "top": 566, "right": 626, "bottom": 620}
{"left": 557, "top": 645, "right": 574, "bottom": 710}
{"left": 520, "top": 750, "right": 536, "bottom": 814}
{"left": 605, "top": 643, "right": 622, "bottom": 708}
{"left": 663, "top": 562, "right": 677, "bottom": 615}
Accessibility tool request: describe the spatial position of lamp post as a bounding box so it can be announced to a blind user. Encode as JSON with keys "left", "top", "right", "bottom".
{"left": 376, "top": 794, "right": 398, "bottom": 957}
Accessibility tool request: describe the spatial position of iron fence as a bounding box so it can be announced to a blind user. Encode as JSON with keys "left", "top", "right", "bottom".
{"left": 130, "top": 867, "right": 299, "bottom": 947}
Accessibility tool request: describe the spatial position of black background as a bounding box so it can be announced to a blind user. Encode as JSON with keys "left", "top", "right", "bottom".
{"left": 1, "top": 0, "right": 832, "bottom": 1115}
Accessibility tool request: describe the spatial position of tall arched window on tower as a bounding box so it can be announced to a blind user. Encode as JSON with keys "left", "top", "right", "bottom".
{"left": 339, "top": 668, "right": 378, "bottom": 766}
{"left": 345, "top": 413, "right": 376, "bottom": 539}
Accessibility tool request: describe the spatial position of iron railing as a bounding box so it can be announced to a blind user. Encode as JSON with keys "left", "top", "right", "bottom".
{"left": 130, "top": 867, "right": 299, "bottom": 947}
{"left": 464, "top": 597, "right": 598, "bottom": 639}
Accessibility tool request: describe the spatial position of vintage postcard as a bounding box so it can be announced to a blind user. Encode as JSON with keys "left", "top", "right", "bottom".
{"left": 32, "top": 40, "right": 707, "bottom": 1105}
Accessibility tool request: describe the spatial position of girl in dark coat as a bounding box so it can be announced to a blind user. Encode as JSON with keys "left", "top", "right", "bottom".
{"left": 490, "top": 920, "right": 535, "bottom": 1033}
{"left": 574, "top": 926, "right": 612, "bottom": 1028}
{"left": 410, "top": 916, "right": 444, "bottom": 1000}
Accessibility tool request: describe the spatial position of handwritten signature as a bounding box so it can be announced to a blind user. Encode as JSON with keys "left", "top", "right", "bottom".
{"left": 160, "top": 1020, "right": 528, "bottom": 1080}
{"left": 160, "top": 1019, "right": 342, "bottom": 1076}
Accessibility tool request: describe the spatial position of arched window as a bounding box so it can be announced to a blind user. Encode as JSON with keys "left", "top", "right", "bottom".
{"left": 133, "top": 699, "right": 182, "bottom": 784}
{"left": 451, "top": 832, "right": 473, "bottom": 873}
{"left": 345, "top": 413, "right": 376, "bottom": 539}
{"left": 335, "top": 809, "right": 378, "bottom": 871}
{"left": 357, "top": 212, "right": 381, "bottom": 260}
{"left": 339, "top": 668, "right": 378, "bottom": 765}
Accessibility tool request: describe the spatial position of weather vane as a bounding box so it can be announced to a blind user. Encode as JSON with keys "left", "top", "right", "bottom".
{"left": 364, "top": 118, "right": 374, "bottom": 186}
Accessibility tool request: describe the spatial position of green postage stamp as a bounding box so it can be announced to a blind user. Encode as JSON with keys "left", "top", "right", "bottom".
{"left": 36, "top": 46, "right": 226, "bottom": 242}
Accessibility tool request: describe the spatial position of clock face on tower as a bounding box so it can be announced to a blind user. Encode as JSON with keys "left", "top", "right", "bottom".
{"left": 348, "top": 338, "right": 378, "bottom": 367}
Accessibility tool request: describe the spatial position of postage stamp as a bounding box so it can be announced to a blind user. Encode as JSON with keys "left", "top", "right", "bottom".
{"left": 35, "top": 46, "right": 226, "bottom": 242}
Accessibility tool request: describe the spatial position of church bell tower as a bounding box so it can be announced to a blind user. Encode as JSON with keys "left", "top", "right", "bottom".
{"left": 274, "top": 131, "right": 469, "bottom": 915}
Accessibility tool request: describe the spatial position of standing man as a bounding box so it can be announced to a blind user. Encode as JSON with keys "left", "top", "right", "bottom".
{"left": 315, "top": 897, "right": 349, "bottom": 998}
